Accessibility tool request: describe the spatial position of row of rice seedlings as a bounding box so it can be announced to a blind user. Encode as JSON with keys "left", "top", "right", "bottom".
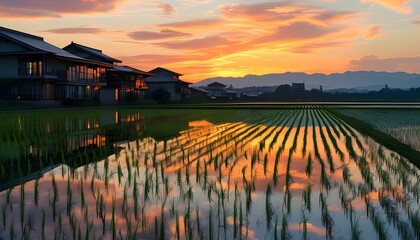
{"left": 301, "top": 108, "right": 310, "bottom": 156}
{"left": 259, "top": 110, "right": 289, "bottom": 152}
{"left": 322, "top": 110, "right": 360, "bottom": 160}
{"left": 269, "top": 110, "right": 300, "bottom": 150}
{"left": 379, "top": 190, "right": 416, "bottom": 239}
{"left": 177, "top": 110, "right": 276, "bottom": 157}
{"left": 357, "top": 156, "right": 375, "bottom": 190}
{"left": 327, "top": 110, "right": 365, "bottom": 153}
{"left": 366, "top": 201, "right": 389, "bottom": 239}
{"left": 319, "top": 109, "right": 341, "bottom": 138}
{"left": 272, "top": 110, "right": 301, "bottom": 185}
{"left": 312, "top": 110, "right": 335, "bottom": 173}
{"left": 309, "top": 109, "right": 331, "bottom": 192}
{"left": 316, "top": 109, "right": 345, "bottom": 161}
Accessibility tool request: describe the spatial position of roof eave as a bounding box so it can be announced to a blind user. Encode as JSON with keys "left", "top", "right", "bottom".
{"left": 55, "top": 56, "right": 113, "bottom": 67}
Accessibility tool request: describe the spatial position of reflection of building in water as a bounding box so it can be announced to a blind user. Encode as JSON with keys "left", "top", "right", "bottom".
{"left": 0, "top": 110, "right": 146, "bottom": 190}
{"left": 66, "top": 133, "right": 106, "bottom": 153}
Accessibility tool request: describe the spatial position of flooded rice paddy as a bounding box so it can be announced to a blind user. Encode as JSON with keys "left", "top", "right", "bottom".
{"left": 0, "top": 106, "right": 419, "bottom": 239}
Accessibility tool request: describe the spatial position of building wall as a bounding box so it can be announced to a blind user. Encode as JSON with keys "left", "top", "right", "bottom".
{"left": 207, "top": 89, "right": 224, "bottom": 97}
{"left": 0, "top": 56, "right": 18, "bottom": 78}
{"left": 100, "top": 88, "right": 118, "bottom": 104}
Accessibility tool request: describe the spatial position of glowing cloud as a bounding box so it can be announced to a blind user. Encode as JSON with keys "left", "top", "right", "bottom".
{"left": 128, "top": 30, "right": 191, "bottom": 40}
{"left": 364, "top": 25, "right": 382, "bottom": 39}
{"left": 157, "top": 2, "right": 176, "bottom": 16}
{"left": 42, "top": 26, "right": 105, "bottom": 34}
{"left": 361, "top": 0, "right": 412, "bottom": 14}
{"left": 349, "top": 55, "right": 420, "bottom": 73}
{"left": 0, "top": 0, "right": 118, "bottom": 18}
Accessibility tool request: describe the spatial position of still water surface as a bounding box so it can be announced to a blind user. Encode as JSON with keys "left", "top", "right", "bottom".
{"left": 0, "top": 107, "right": 419, "bottom": 239}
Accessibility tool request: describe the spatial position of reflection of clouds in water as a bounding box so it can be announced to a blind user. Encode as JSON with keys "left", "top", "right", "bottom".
{"left": 1, "top": 108, "right": 419, "bottom": 239}
{"left": 289, "top": 223, "right": 325, "bottom": 236}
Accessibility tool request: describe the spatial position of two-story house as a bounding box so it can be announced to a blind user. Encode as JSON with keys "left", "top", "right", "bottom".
{"left": 63, "top": 42, "right": 152, "bottom": 102}
{"left": 0, "top": 26, "right": 111, "bottom": 100}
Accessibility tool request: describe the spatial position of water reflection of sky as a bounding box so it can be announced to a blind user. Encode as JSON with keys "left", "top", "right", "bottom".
{"left": 0, "top": 108, "right": 419, "bottom": 239}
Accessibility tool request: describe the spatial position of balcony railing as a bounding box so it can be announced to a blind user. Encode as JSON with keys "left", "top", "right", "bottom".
{"left": 18, "top": 69, "right": 106, "bottom": 84}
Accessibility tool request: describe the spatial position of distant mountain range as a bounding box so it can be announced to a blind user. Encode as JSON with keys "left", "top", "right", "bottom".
{"left": 194, "top": 71, "right": 420, "bottom": 92}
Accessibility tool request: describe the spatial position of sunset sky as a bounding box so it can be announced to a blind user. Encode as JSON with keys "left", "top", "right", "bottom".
{"left": 1, "top": 0, "right": 420, "bottom": 82}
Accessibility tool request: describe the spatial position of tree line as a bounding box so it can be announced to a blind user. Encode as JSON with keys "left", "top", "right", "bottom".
{"left": 260, "top": 84, "right": 420, "bottom": 101}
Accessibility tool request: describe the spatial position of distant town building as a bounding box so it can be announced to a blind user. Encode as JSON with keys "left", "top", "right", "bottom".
{"left": 0, "top": 26, "right": 111, "bottom": 100}
{"left": 189, "top": 86, "right": 208, "bottom": 98}
{"left": 206, "top": 82, "right": 226, "bottom": 98}
{"left": 205, "top": 82, "right": 240, "bottom": 99}
{"left": 146, "top": 67, "right": 190, "bottom": 101}
{"left": 292, "top": 82, "right": 305, "bottom": 93}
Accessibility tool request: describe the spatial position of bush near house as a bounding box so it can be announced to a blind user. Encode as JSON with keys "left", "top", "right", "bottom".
{"left": 151, "top": 89, "right": 171, "bottom": 104}
{"left": 124, "top": 91, "right": 138, "bottom": 103}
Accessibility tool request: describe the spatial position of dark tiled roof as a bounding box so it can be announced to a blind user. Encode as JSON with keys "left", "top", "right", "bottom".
{"left": 149, "top": 67, "right": 183, "bottom": 76}
{"left": 0, "top": 26, "right": 112, "bottom": 66}
{"left": 64, "top": 42, "right": 122, "bottom": 63}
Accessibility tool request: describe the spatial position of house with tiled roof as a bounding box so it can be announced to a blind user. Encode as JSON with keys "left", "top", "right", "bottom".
{"left": 64, "top": 42, "right": 153, "bottom": 103}
{"left": 146, "top": 67, "right": 190, "bottom": 101}
{"left": 0, "top": 26, "right": 111, "bottom": 100}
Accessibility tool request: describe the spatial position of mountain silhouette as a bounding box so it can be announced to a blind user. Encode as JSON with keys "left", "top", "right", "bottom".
{"left": 194, "top": 71, "right": 420, "bottom": 90}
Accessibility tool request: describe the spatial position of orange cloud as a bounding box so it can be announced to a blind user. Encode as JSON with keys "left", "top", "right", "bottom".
{"left": 157, "top": 2, "right": 176, "bottom": 16}
{"left": 0, "top": 0, "right": 118, "bottom": 18}
{"left": 349, "top": 55, "right": 420, "bottom": 73}
{"left": 361, "top": 0, "right": 412, "bottom": 14}
{"left": 42, "top": 26, "right": 105, "bottom": 34}
{"left": 156, "top": 35, "right": 234, "bottom": 49}
{"left": 257, "top": 22, "right": 338, "bottom": 42}
{"left": 0, "top": 6, "right": 60, "bottom": 18}
{"left": 220, "top": 2, "right": 297, "bottom": 22}
{"left": 364, "top": 25, "right": 381, "bottom": 39}
{"left": 159, "top": 18, "right": 225, "bottom": 30}
{"left": 128, "top": 29, "right": 191, "bottom": 40}
{"left": 118, "top": 1, "right": 362, "bottom": 81}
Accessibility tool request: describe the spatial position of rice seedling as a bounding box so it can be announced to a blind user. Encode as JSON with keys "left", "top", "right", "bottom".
{"left": 305, "top": 153, "right": 313, "bottom": 177}
{"left": 111, "top": 194, "right": 116, "bottom": 239}
{"left": 133, "top": 174, "right": 139, "bottom": 220}
{"left": 20, "top": 184, "right": 24, "bottom": 232}
{"left": 350, "top": 210, "right": 361, "bottom": 240}
{"left": 66, "top": 177, "right": 73, "bottom": 217}
{"left": 207, "top": 206, "right": 213, "bottom": 240}
{"left": 1, "top": 203, "right": 6, "bottom": 230}
{"left": 281, "top": 214, "right": 289, "bottom": 240}
{"left": 41, "top": 209, "right": 45, "bottom": 240}
{"left": 342, "top": 165, "right": 351, "bottom": 184}
{"left": 300, "top": 211, "right": 308, "bottom": 240}
{"left": 265, "top": 184, "right": 274, "bottom": 229}
{"left": 319, "top": 192, "right": 334, "bottom": 239}
{"left": 302, "top": 184, "right": 312, "bottom": 212}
